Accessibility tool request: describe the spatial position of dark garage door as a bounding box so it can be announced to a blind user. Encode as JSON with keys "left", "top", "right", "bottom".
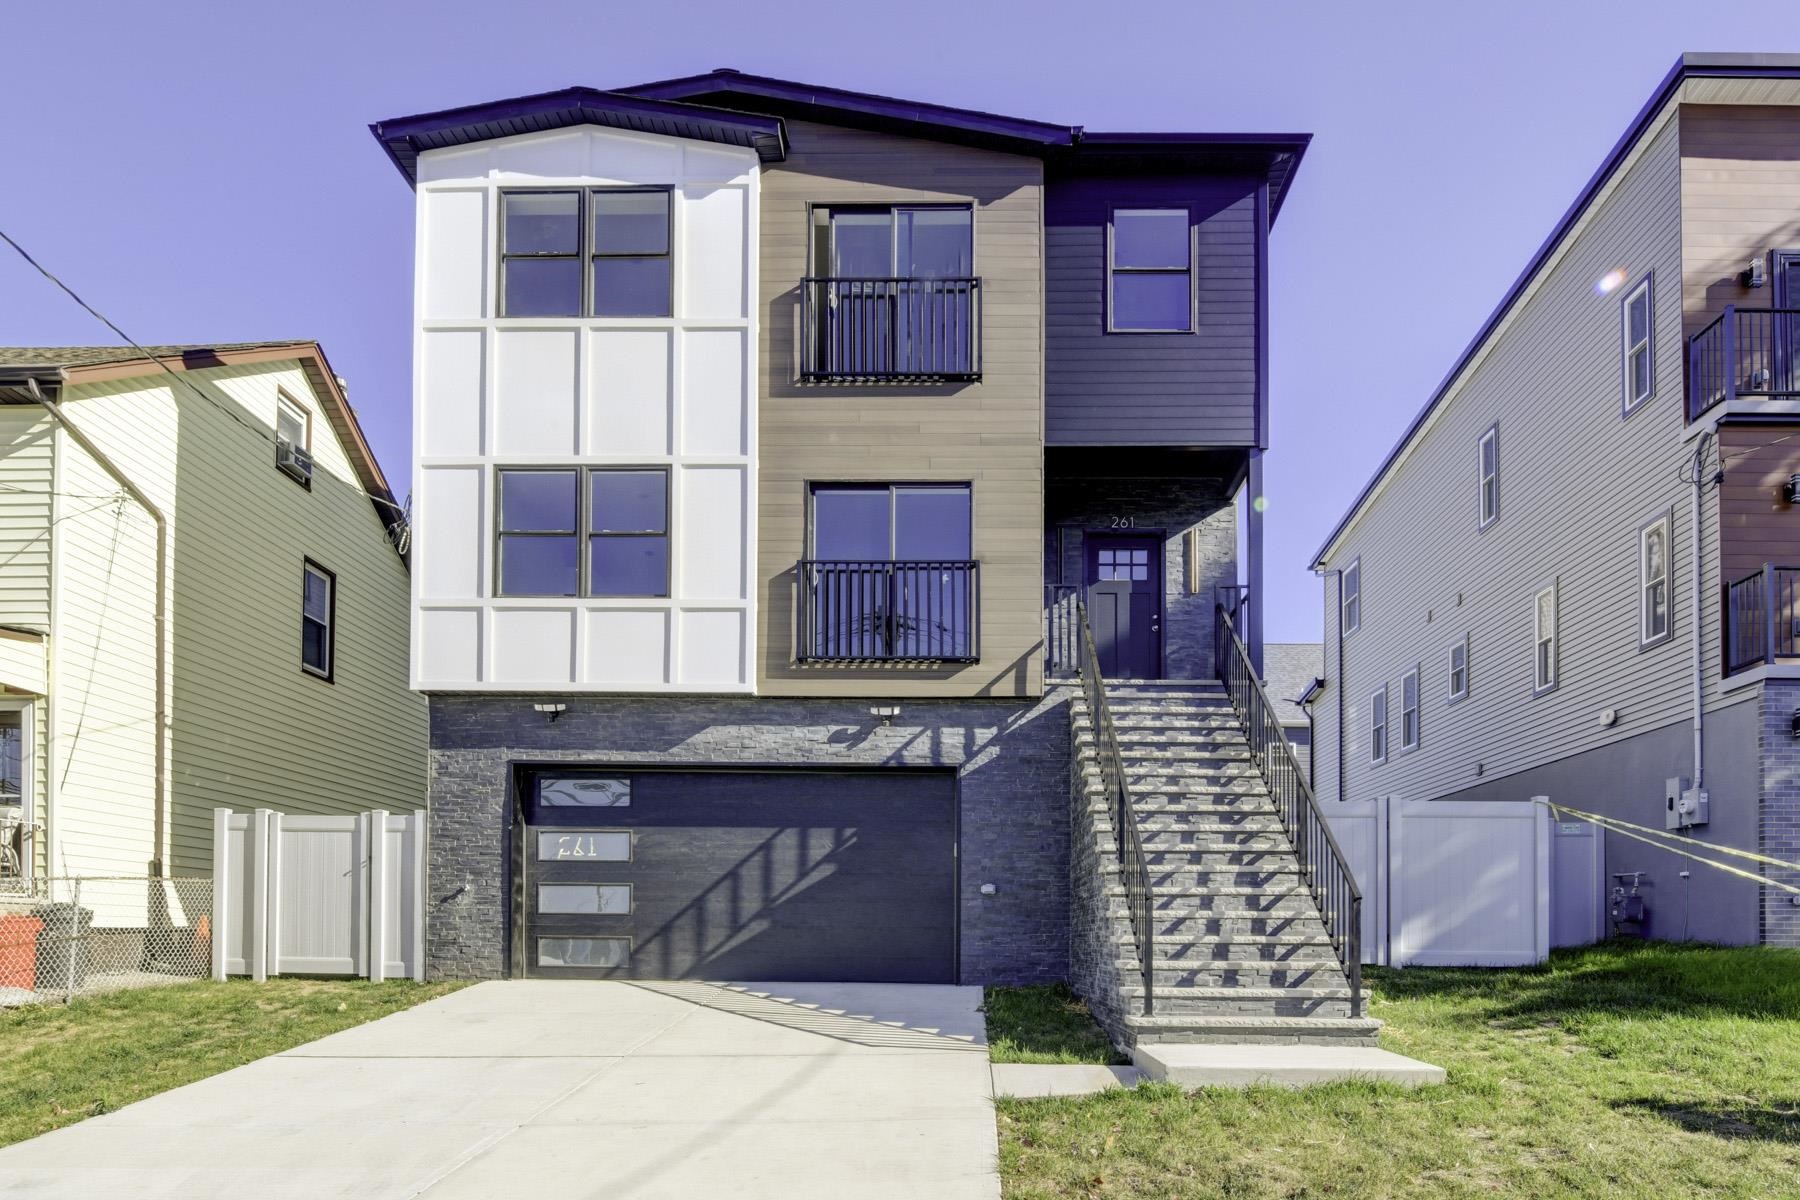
{"left": 521, "top": 769, "right": 956, "bottom": 983}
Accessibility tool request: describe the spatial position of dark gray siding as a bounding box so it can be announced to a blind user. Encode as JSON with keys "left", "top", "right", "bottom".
{"left": 1045, "top": 175, "right": 1261, "bottom": 446}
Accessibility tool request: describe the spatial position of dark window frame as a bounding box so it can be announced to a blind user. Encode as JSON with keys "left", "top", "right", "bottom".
{"left": 806, "top": 202, "right": 977, "bottom": 277}
{"left": 805, "top": 481, "right": 975, "bottom": 561}
{"left": 1620, "top": 272, "right": 1655, "bottom": 417}
{"left": 1106, "top": 206, "right": 1195, "bottom": 334}
{"left": 498, "top": 187, "right": 674, "bottom": 319}
{"left": 301, "top": 558, "right": 336, "bottom": 683}
{"left": 493, "top": 466, "right": 671, "bottom": 599}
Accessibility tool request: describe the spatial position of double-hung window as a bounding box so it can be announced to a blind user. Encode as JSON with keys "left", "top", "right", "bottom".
{"left": 1534, "top": 583, "right": 1559, "bottom": 693}
{"left": 499, "top": 189, "right": 672, "bottom": 318}
{"left": 1640, "top": 512, "right": 1671, "bottom": 647}
{"left": 496, "top": 468, "right": 670, "bottom": 598}
{"left": 275, "top": 392, "right": 313, "bottom": 485}
{"left": 805, "top": 484, "right": 975, "bottom": 660}
{"left": 1341, "top": 558, "right": 1362, "bottom": 636}
{"left": 1370, "top": 685, "right": 1388, "bottom": 765}
{"left": 1448, "top": 636, "right": 1469, "bottom": 703}
{"left": 1478, "top": 424, "right": 1499, "bottom": 529}
{"left": 1399, "top": 667, "right": 1421, "bottom": 752}
{"left": 1621, "top": 276, "right": 1654, "bottom": 413}
{"left": 1109, "top": 209, "right": 1192, "bottom": 332}
{"left": 301, "top": 560, "right": 334, "bottom": 680}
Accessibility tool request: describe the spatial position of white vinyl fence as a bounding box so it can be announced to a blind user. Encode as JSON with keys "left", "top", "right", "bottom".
{"left": 1324, "top": 797, "right": 1559, "bottom": 967}
{"left": 212, "top": 808, "right": 424, "bottom": 982}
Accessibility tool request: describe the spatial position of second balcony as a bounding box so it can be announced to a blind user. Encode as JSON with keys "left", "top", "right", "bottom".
{"left": 799, "top": 277, "right": 982, "bottom": 383}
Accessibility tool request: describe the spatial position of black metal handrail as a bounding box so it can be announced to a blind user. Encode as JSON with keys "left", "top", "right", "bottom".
{"left": 797, "top": 559, "right": 979, "bottom": 663}
{"left": 800, "top": 277, "right": 982, "bottom": 382}
{"left": 1075, "top": 599, "right": 1155, "bottom": 1015}
{"left": 1044, "top": 584, "right": 1079, "bottom": 678}
{"left": 1688, "top": 306, "right": 1800, "bottom": 422}
{"left": 1724, "top": 563, "right": 1800, "bottom": 675}
{"left": 1214, "top": 603, "right": 1364, "bottom": 1017}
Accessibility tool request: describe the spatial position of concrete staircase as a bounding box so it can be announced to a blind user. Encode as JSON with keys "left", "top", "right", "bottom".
{"left": 1072, "top": 680, "right": 1381, "bottom": 1049}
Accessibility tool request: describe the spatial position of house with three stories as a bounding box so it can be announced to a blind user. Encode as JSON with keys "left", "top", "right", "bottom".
{"left": 1310, "top": 53, "right": 1800, "bottom": 948}
{"left": 375, "top": 71, "right": 1373, "bottom": 1047}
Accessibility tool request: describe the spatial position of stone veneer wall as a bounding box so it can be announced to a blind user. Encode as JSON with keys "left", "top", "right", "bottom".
{"left": 426, "top": 691, "right": 1072, "bottom": 983}
{"left": 1065, "top": 700, "right": 1132, "bottom": 1051}
{"left": 1046, "top": 474, "right": 1238, "bottom": 679}
{"left": 1761, "top": 679, "right": 1800, "bottom": 946}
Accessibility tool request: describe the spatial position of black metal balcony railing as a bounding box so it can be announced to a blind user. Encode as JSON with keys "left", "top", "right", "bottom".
{"left": 1724, "top": 564, "right": 1800, "bottom": 675}
{"left": 1044, "top": 585, "right": 1079, "bottom": 678}
{"left": 800, "top": 277, "right": 982, "bottom": 382}
{"left": 1688, "top": 306, "right": 1800, "bottom": 422}
{"left": 798, "top": 560, "right": 979, "bottom": 663}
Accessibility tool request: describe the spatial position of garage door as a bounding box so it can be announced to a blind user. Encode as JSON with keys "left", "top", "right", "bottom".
{"left": 521, "top": 769, "right": 956, "bottom": 983}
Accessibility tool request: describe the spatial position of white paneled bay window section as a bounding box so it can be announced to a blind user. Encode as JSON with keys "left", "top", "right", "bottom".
{"left": 412, "top": 125, "right": 757, "bottom": 691}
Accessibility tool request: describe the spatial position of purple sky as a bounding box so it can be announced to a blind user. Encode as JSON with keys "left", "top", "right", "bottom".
{"left": 6, "top": 2, "right": 1798, "bottom": 644}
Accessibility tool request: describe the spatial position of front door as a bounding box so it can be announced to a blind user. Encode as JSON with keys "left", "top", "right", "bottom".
{"left": 1085, "top": 533, "right": 1162, "bottom": 678}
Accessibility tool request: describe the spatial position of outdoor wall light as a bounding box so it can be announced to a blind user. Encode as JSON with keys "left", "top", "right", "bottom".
{"left": 1782, "top": 473, "right": 1800, "bottom": 505}
{"left": 1741, "top": 257, "right": 1767, "bottom": 289}
{"left": 533, "top": 702, "right": 567, "bottom": 723}
{"left": 1790, "top": 709, "right": 1800, "bottom": 740}
{"left": 869, "top": 705, "right": 901, "bottom": 726}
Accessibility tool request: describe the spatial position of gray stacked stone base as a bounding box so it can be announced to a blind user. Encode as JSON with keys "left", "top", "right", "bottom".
{"left": 426, "top": 691, "right": 1072, "bottom": 984}
{"left": 1065, "top": 703, "right": 1132, "bottom": 1050}
{"left": 1760, "top": 679, "right": 1800, "bottom": 947}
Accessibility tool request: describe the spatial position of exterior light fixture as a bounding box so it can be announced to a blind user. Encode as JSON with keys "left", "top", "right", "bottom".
{"left": 1783, "top": 474, "right": 1800, "bottom": 505}
{"left": 1740, "top": 257, "right": 1767, "bottom": 289}
{"left": 1790, "top": 710, "right": 1800, "bottom": 740}
{"left": 869, "top": 705, "right": 901, "bottom": 726}
{"left": 533, "top": 702, "right": 567, "bottom": 723}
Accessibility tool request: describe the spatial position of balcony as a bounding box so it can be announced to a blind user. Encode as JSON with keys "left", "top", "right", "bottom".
{"left": 797, "top": 560, "right": 979, "bottom": 663}
{"left": 1723, "top": 564, "right": 1800, "bottom": 675}
{"left": 799, "top": 277, "right": 981, "bottom": 383}
{"left": 1687, "top": 306, "right": 1800, "bottom": 422}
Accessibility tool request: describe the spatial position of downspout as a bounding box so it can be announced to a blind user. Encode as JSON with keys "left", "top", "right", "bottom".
{"left": 1690, "top": 431, "right": 1714, "bottom": 794}
{"left": 28, "top": 376, "right": 171, "bottom": 877}
{"left": 1319, "top": 567, "right": 1345, "bottom": 803}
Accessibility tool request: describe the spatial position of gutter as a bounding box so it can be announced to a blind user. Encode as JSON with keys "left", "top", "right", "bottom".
{"left": 27, "top": 376, "right": 172, "bottom": 877}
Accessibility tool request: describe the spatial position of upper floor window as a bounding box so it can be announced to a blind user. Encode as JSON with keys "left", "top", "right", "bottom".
{"left": 810, "top": 483, "right": 972, "bottom": 561}
{"left": 1640, "top": 512, "right": 1671, "bottom": 647}
{"left": 275, "top": 391, "right": 314, "bottom": 486}
{"left": 1621, "top": 275, "right": 1654, "bottom": 414}
{"left": 1109, "top": 209, "right": 1192, "bottom": 332}
{"left": 496, "top": 468, "right": 669, "bottom": 598}
{"left": 1478, "top": 424, "right": 1499, "bottom": 529}
{"left": 1534, "top": 582, "right": 1558, "bottom": 694}
{"left": 1448, "top": 636, "right": 1469, "bottom": 703}
{"left": 1399, "top": 667, "right": 1421, "bottom": 752}
{"left": 301, "top": 560, "right": 334, "bottom": 680}
{"left": 1370, "top": 684, "right": 1388, "bottom": 764}
{"left": 812, "top": 206, "right": 973, "bottom": 279}
{"left": 499, "top": 189, "right": 672, "bottom": 318}
{"left": 1341, "top": 558, "right": 1362, "bottom": 636}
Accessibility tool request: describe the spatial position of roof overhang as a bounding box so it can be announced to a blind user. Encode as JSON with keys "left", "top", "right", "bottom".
{"left": 1311, "top": 52, "right": 1800, "bottom": 569}
{"left": 370, "top": 86, "right": 789, "bottom": 185}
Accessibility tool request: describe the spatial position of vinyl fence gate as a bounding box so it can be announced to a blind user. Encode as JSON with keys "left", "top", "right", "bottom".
{"left": 212, "top": 808, "right": 424, "bottom": 982}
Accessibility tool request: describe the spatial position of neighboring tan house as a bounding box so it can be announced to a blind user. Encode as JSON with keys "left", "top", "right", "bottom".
{"left": 375, "top": 71, "right": 1378, "bottom": 1047}
{"left": 1311, "top": 53, "right": 1800, "bottom": 947}
{"left": 0, "top": 342, "right": 426, "bottom": 895}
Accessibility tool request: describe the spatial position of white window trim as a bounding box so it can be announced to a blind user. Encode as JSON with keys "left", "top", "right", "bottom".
{"left": 1478, "top": 423, "right": 1499, "bottom": 530}
{"left": 1639, "top": 511, "right": 1672, "bottom": 649}
{"left": 276, "top": 391, "right": 312, "bottom": 452}
{"left": 1447, "top": 636, "right": 1469, "bottom": 703}
{"left": 1621, "top": 275, "right": 1654, "bottom": 415}
{"left": 0, "top": 699, "right": 34, "bottom": 873}
{"left": 1370, "top": 684, "right": 1388, "bottom": 765}
{"left": 1341, "top": 558, "right": 1362, "bottom": 637}
{"left": 1534, "top": 583, "right": 1558, "bottom": 695}
{"left": 1399, "top": 666, "right": 1421, "bottom": 752}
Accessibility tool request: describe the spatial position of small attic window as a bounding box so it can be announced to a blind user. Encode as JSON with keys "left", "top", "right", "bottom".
{"left": 275, "top": 392, "right": 314, "bottom": 487}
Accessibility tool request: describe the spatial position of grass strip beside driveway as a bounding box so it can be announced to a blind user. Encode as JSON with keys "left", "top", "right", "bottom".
{"left": 0, "top": 977, "right": 466, "bottom": 1148}
{"left": 985, "top": 983, "right": 1125, "bottom": 1065}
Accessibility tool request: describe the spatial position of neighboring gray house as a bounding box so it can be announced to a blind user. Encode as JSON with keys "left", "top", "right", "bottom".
{"left": 1311, "top": 53, "right": 1800, "bottom": 947}
{"left": 1263, "top": 642, "right": 1322, "bottom": 777}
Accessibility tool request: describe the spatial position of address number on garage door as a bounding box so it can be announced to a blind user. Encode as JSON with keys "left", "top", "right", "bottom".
{"left": 535, "top": 830, "right": 632, "bottom": 862}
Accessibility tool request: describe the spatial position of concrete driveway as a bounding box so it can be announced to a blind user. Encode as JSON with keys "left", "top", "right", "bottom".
{"left": 0, "top": 981, "right": 1000, "bottom": 1199}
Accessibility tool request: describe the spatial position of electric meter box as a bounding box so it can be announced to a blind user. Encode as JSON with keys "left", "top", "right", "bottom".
{"left": 1665, "top": 776, "right": 1710, "bottom": 829}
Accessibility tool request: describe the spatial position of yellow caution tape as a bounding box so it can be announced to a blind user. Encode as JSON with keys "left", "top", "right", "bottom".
{"left": 1535, "top": 799, "right": 1800, "bottom": 896}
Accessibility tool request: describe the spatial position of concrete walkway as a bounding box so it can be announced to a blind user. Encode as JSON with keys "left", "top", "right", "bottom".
{"left": 0, "top": 981, "right": 1001, "bottom": 1199}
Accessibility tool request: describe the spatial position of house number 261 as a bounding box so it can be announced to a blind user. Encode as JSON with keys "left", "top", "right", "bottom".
{"left": 1109, "top": 516, "right": 1136, "bottom": 529}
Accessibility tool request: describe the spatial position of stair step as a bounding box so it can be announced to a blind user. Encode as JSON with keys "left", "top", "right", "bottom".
{"left": 1123, "top": 941, "right": 1344, "bottom": 962}
{"left": 1113, "top": 917, "right": 1337, "bottom": 941}
{"left": 1123, "top": 1014, "right": 1383, "bottom": 1046}
{"left": 1119, "top": 831, "right": 1293, "bottom": 849}
{"left": 1104, "top": 890, "right": 1325, "bottom": 916}
{"left": 1114, "top": 960, "right": 1345, "bottom": 988}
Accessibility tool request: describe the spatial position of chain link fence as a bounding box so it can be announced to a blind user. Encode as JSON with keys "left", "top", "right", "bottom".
{"left": 0, "top": 876, "right": 213, "bottom": 1007}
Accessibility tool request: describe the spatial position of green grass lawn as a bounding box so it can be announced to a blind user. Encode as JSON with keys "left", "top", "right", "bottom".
{"left": 996, "top": 941, "right": 1800, "bottom": 1199}
{"left": 0, "top": 977, "right": 465, "bottom": 1148}
{"left": 985, "top": 982, "right": 1126, "bottom": 1065}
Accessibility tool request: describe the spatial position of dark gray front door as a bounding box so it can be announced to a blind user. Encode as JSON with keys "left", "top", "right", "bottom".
{"left": 522, "top": 769, "right": 956, "bottom": 983}
{"left": 1086, "top": 533, "right": 1162, "bottom": 678}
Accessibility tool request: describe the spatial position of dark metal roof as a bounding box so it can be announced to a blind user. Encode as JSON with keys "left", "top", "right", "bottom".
{"left": 1311, "top": 52, "right": 1800, "bottom": 568}
{"left": 369, "top": 87, "right": 789, "bottom": 184}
